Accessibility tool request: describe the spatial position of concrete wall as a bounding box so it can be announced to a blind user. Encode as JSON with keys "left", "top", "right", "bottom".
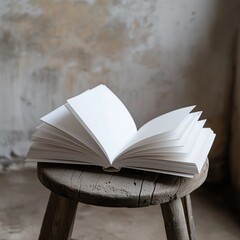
{"left": 0, "top": 0, "right": 238, "bottom": 180}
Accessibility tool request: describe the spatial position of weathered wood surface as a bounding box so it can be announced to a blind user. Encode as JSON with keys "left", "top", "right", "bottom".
{"left": 182, "top": 194, "right": 196, "bottom": 240}
{"left": 38, "top": 192, "right": 78, "bottom": 240}
{"left": 37, "top": 160, "right": 208, "bottom": 208}
{"left": 161, "top": 198, "right": 189, "bottom": 240}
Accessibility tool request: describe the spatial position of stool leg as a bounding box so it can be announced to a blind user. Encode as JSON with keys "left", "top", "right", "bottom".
{"left": 39, "top": 191, "right": 78, "bottom": 240}
{"left": 182, "top": 194, "right": 196, "bottom": 240}
{"left": 161, "top": 198, "right": 189, "bottom": 240}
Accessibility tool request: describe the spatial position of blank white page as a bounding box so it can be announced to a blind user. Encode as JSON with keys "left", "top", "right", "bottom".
{"left": 40, "top": 105, "right": 102, "bottom": 155}
{"left": 67, "top": 85, "right": 137, "bottom": 162}
{"left": 130, "top": 106, "right": 195, "bottom": 145}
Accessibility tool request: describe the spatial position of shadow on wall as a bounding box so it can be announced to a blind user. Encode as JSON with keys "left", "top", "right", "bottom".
{"left": 186, "top": 0, "right": 238, "bottom": 182}
{"left": 152, "top": 0, "right": 239, "bottom": 182}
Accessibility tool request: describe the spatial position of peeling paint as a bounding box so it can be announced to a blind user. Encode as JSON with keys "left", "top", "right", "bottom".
{"left": 0, "top": 0, "right": 238, "bottom": 182}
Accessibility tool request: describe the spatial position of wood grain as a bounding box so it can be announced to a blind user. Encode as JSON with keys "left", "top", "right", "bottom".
{"left": 38, "top": 192, "right": 78, "bottom": 240}
{"left": 161, "top": 198, "right": 189, "bottom": 240}
{"left": 182, "top": 194, "right": 196, "bottom": 240}
{"left": 37, "top": 160, "right": 208, "bottom": 208}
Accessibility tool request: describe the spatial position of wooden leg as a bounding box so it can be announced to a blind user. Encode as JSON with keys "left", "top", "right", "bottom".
{"left": 39, "top": 191, "right": 78, "bottom": 240}
{"left": 161, "top": 198, "right": 189, "bottom": 240}
{"left": 182, "top": 194, "right": 196, "bottom": 240}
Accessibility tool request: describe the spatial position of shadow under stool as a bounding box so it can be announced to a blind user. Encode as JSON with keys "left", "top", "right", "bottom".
{"left": 37, "top": 160, "right": 209, "bottom": 240}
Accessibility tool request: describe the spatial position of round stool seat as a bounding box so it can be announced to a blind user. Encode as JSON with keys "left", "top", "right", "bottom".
{"left": 37, "top": 160, "right": 208, "bottom": 208}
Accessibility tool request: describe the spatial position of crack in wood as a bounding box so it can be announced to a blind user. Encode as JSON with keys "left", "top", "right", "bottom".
{"left": 150, "top": 174, "right": 160, "bottom": 205}
{"left": 137, "top": 175, "right": 145, "bottom": 207}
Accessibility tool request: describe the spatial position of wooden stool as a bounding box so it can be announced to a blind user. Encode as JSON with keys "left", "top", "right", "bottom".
{"left": 37, "top": 160, "right": 209, "bottom": 240}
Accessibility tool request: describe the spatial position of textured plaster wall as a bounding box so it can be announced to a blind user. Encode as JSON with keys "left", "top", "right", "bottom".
{"left": 0, "top": 0, "right": 238, "bottom": 179}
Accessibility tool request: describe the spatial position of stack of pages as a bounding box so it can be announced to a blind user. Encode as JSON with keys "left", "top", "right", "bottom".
{"left": 27, "top": 85, "right": 215, "bottom": 178}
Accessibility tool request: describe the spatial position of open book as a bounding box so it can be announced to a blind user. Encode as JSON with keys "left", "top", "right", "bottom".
{"left": 26, "top": 85, "right": 215, "bottom": 178}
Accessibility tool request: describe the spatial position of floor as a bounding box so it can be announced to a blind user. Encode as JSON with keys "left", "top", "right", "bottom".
{"left": 0, "top": 165, "right": 240, "bottom": 240}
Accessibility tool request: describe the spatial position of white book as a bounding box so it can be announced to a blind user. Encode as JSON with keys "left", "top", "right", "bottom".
{"left": 26, "top": 85, "right": 216, "bottom": 178}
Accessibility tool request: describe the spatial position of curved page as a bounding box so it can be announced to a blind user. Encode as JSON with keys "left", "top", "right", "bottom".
{"left": 40, "top": 105, "right": 104, "bottom": 158}
{"left": 67, "top": 85, "right": 137, "bottom": 162}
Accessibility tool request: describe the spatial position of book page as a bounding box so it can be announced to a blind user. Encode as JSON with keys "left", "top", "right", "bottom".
{"left": 27, "top": 142, "right": 109, "bottom": 167}
{"left": 67, "top": 85, "right": 137, "bottom": 162}
{"left": 40, "top": 105, "right": 103, "bottom": 157}
{"left": 121, "top": 119, "right": 206, "bottom": 159}
{"left": 33, "top": 123, "right": 99, "bottom": 157}
{"left": 119, "top": 128, "right": 214, "bottom": 166}
{"left": 120, "top": 111, "right": 201, "bottom": 155}
{"left": 192, "top": 129, "right": 216, "bottom": 172}
{"left": 126, "top": 106, "right": 195, "bottom": 148}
